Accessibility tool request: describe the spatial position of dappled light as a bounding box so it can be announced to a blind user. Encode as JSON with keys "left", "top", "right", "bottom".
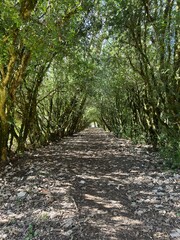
{"left": 0, "top": 0, "right": 179, "bottom": 239}
{"left": 0, "top": 128, "right": 179, "bottom": 239}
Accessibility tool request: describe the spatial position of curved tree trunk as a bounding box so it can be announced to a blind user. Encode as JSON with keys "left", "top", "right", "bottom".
{"left": 0, "top": 0, "right": 38, "bottom": 162}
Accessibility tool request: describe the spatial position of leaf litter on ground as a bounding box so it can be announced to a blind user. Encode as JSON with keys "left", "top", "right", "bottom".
{"left": 0, "top": 128, "right": 179, "bottom": 240}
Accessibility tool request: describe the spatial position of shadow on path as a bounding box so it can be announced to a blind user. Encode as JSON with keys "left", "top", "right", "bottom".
{"left": 0, "top": 128, "right": 179, "bottom": 240}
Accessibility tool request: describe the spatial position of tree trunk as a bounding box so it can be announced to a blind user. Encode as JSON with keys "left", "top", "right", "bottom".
{"left": 0, "top": 0, "right": 38, "bottom": 162}
{"left": 0, "top": 86, "right": 8, "bottom": 162}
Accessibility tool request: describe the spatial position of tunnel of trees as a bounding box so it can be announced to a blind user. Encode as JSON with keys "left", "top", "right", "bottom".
{"left": 0, "top": 0, "right": 179, "bottom": 168}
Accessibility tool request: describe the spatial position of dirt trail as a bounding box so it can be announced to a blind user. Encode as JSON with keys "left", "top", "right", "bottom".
{"left": 0, "top": 128, "right": 179, "bottom": 240}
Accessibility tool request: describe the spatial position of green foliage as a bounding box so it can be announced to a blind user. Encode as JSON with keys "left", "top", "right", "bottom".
{"left": 24, "top": 223, "right": 38, "bottom": 240}
{"left": 160, "top": 136, "right": 180, "bottom": 169}
{"left": 0, "top": 0, "right": 179, "bottom": 169}
{"left": 93, "top": 0, "right": 180, "bottom": 168}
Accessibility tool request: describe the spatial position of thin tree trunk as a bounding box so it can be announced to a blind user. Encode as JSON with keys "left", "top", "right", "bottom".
{"left": 0, "top": 87, "right": 8, "bottom": 162}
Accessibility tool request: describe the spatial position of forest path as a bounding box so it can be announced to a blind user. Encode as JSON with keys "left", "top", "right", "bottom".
{"left": 0, "top": 128, "right": 179, "bottom": 240}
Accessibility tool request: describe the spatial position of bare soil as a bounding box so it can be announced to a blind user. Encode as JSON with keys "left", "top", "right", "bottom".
{"left": 0, "top": 128, "right": 179, "bottom": 240}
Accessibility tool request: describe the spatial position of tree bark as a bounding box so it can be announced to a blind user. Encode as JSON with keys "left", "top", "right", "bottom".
{"left": 0, "top": 86, "right": 8, "bottom": 162}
